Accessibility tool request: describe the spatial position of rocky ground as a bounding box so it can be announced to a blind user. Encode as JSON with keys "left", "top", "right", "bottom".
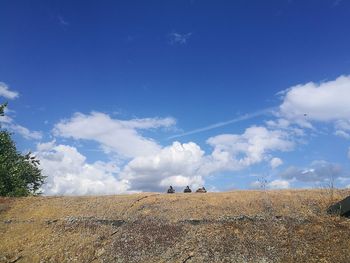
{"left": 1, "top": 189, "right": 350, "bottom": 262}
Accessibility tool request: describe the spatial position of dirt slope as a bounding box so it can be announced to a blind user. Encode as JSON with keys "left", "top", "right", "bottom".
{"left": 1, "top": 190, "right": 350, "bottom": 263}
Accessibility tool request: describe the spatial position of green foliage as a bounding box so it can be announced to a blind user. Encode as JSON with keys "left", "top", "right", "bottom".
{"left": 0, "top": 102, "right": 7, "bottom": 116}
{"left": 0, "top": 103, "right": 45, "bottom": 196}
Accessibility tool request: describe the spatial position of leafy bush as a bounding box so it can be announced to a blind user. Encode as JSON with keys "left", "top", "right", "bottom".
{"left": 0, "top": 103, "right": 45, "bottom": 196}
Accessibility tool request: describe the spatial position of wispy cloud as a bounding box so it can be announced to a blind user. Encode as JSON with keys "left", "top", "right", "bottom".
{"left": 0, "top": 114, "right": 42, "bottom": 140}
{"left": 168, "top": 107, "right": 275, "bottom": 139}
{"left": 168, "top": 32, "right": 192, "bottom": 45}
{"left": 58, "top": 15, "right": 69, "bottom": 27}
{"left": 0, "top": 83, "right": 42, "bottom": 140}
{"left": 7, "top": 123, "right": 42, "bottom": 140}
{"left": 333, "top": 0, "right": 343, "bottom": 6}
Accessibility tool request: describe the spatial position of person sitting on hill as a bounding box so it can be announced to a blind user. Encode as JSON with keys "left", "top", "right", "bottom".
{"left": 167, "top": 186, "right": 175, "bottom": 193}
{"left": 196, "top": 187, "right": 207, "bottom": 193}
{"left": 184, "top": 186, "right": 192, "bottom": 193}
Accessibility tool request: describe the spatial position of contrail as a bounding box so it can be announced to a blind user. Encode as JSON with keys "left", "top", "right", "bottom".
{"left": 168, "top": 107, "right": 276, "bottom": 139}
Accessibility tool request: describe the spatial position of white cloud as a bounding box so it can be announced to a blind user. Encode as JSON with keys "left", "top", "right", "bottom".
{"left": 0, "top": 112, "right": 42, "bottom": 140}
{"left": 334, "top": 120, "right": 350, "bottom": 139}
{"left": 121, "top": 117, "right": 175, "bottom": 129}
{"left": 51, "top": 113, "right": 298, "bottom": 193}
{"left": 0, "top": 82, "right": 19, "bottom": 99}
{"left": 120, "top": 141, "right": 205, "bottom": 192}
{"left": 279, "top": 75, "right": 350, "bottom": 129}
{"left": 0, "top": 84, "right": 41, "bottom": 139}
{"left": 119, "top": 126, "right": 295, "bottom": 192}
{"left": 266, "top": 118, "right": 306, "bottom": 138}
{"left": 249, "top": 179, "right": 290, "bottom": 189}
{"left": 267, "top": 179, "right": 290, "bottom": 189}
{"left": 169, "top": 32, "right": 192, "bottom": 45}
{"left": 40, "top": 125, "right": 295, "bottom": 194}
{"left": 8, "top": 123, "right": 42, "bottom": 140}
{"left": 266, "top": 118, "right": 291, "bottom": 129}
{"left": 279, "top": 160, "right": 342, "bottom": 183}
{"left": 335, "top": 119, "right": 350, "bottom": 131}
{"left": 53, "top": 112, "right": 176, "bottom": 158}
{"left": 348, "top": 147, "right": 350, "bottom": 159}
{"left": 36, "top": 141, "right": 130, "bottom": 195}
{"left": 205, "top": 126, "right": 294, "bottom": 172}
{"left": 0, "top": 115, "right": 12, "bottom": 124}
{"left": 159, "top": 175, "right": 204, "bottom": 189}
{"left": 270, "top": 157, "right": 283, "bottom": 169}
{"left": 334, "top": 130, "right": 350, "bottom": 139}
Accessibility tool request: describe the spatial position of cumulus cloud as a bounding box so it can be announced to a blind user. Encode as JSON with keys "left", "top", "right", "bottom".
{"left": 36, "top": 141, "right": 130, "bottom": 195}
{"left": 120, "top": 141, "right": 205, "bottom": 192}
{"left": 44, "top": 124, "right": 292, "bottom": 194}
{"left": 205, "top": 126, "right": 294, "bottom": 173}
{"left": 119, "top": 126, "right": 296, "bottom": 192}
{"left": 159, "top": 175, "right": 204, "bottom": 189}
{"left": 0, "top": 82, "right": 19, "bottom": 99}
{"left": 53, "top": 112, "right": 176, "bottom": 158}
{"left": 270, "top": 157, "right": 283, "bottom": 169}
{"left": 278, "top": 75, "right": 350, "bottom": 131}
{"left": 279, "top": 160, "right": 342, "bottom": 183}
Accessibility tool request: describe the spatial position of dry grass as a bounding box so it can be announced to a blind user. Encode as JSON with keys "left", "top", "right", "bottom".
{"left": 1, "top": 189, "right": 350, "bottom": 262}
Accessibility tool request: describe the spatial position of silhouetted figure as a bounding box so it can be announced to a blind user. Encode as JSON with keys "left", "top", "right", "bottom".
{"left": 196, "top": 187, "right": 207, "bottom": 193}
{"left": 167, "top": 186, "right": 175, "bottom": 194}
{"left": 184, "top": 186, "right": 192, "bottom": 193}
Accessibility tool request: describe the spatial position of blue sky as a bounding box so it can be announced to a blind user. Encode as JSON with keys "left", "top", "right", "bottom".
{"left": 1, "top": 0, "right": 350, "bottom": 195}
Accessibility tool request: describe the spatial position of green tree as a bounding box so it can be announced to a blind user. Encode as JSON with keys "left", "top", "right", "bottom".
{"left": 0, "top": 103, "right": 45, "bottom": 196}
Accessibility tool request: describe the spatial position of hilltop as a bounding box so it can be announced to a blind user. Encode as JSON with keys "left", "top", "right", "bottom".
{"left": 1, "top": 190, "right": 350, "bottom": 262}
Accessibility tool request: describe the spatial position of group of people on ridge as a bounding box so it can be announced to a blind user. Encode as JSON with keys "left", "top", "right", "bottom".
{"left": 167, "top": 186, "right": 207, "bottom": 193}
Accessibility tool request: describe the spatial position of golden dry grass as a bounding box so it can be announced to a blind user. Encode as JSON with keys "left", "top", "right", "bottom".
{"left": 1, "top": 189, "right": 350, "bottom": 262}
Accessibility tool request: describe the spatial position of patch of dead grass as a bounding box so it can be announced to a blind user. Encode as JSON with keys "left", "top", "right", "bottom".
{"left": 1, "top": 189, "right": 350, "bottom": 262}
